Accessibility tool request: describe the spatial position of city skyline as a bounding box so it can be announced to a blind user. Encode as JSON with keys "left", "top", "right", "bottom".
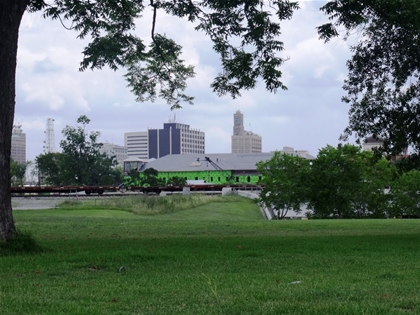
{"left": 16, "top": 111, "right": 321, "bottom": 163}
{"left": 15, "top": 1, "right": 355, "bottom": 162}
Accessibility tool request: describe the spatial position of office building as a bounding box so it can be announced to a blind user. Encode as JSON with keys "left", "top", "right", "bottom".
{"left": 148, "top": 120, "right": 205, "bottom": 159}
{"left": 124, "top": 131, "right": 149, "bottom": 160}
{"left": 231, "top": 110, "right": 262, "bottom": 153}
{"left": 11, "top": 124, "right": 26, "bottom": 164}
{"left": 100, "top": 142, "right": 127, "bottom": 165}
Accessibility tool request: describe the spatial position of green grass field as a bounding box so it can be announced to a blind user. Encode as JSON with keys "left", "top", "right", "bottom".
{"left": 2, "top": 195, "right": 420, "bottom": 314}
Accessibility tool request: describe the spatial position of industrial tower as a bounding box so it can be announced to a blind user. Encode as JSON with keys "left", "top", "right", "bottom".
{"left": 43, "top": 118, "right": 56, "bottom": 153}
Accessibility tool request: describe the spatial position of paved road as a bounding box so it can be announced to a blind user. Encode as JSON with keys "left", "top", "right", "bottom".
{"left": 12, "top": 197, "right": 66, "bottom": 210}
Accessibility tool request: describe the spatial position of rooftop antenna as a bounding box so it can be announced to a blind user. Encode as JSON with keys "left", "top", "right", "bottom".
{"left": 13, "top": 123, "right": 22, "bottom": 130}
{"left": 169, "top": 113, "right": 177, "bottom": 123}
{"left": 43, "top": 118, "right": 55, "bottom": 153}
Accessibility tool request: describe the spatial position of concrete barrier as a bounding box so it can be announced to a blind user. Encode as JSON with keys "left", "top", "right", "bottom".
{"left": 237, "top": 190, "right": 274, "bottom": 220}
{"left": 222, "top": 187, "right": 234, "bottom": 195}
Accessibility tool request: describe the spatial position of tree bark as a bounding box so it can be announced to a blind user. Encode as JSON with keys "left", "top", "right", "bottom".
{"left": 0, "top": 0, "right": 29, "bottom": 241}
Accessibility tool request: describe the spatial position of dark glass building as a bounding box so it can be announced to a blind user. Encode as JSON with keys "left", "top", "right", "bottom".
{"left": 148, "top": 122, "right": 205, "bottom": 159}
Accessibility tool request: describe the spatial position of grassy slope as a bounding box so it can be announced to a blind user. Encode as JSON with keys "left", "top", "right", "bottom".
{"left": 2, "top": 197, "right": 420, "bottom": 314}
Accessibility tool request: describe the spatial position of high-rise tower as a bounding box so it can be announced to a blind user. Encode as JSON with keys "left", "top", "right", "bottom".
{"left": 11, "top": 124, "right": 26, "bottom": 163}
{"left": 231, "top": 110, "right": 262, "bottom": 153}
{"left": 43, "top": 118, "right": 56, "bottom": 153}
{"left": 233, "top": 110, "right": 244, "bottom": 135}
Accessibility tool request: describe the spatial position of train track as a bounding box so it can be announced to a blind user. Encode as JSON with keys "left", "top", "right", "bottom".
{"left": 11, "top": 184, "right": 263, "bottom": 196}
{"left": 12, "top": 192, "right": 140, "bottom": 198}
{"left": 12, "top": 191, "right": 224, "bottom": 198}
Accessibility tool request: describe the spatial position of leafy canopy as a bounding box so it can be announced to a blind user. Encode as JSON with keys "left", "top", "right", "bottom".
{"left": 10, "top": 159, "right": 27, "bottom": 186}
{"left": 28, "top": 0, "right": 299, "bottom": 109}
{"left": 257, "top": 151, "right": 310, "bottom": 219}
{"left": 318, "top": 0, "right": 420, "bottom": 156}
{"left": 391, "top": 170, "right": 420, "bottom": 218}
{"left": 35, "top": 152, "right": 65, "bottom": 186}
{"left": 35, "top": 115, "right": 121, "bottom": 186}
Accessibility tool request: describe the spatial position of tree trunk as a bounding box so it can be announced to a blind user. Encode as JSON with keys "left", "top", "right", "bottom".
{"left": 0, "top": 0, "right": 29, "bottom": 241}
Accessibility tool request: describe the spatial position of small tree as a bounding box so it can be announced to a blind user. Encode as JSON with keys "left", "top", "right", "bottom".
{"left": 35, "top": 152, "right": 66, "bottom": 186}
{"left": 308, "top": 144, "right": 365, "bottom": 218}
{"left": 60, "top": 115, "right": 107, "bottom": 185}
{"left": 167, "top": 176, "right": 187, "bottom": 187}
{"left": 392, "top": 154, "right": 420, "bottom": 174}
{"left": 99, "top": 165, "right": 124, "bottom": 186}
{"left": 358, "top": 155, "right": 397, "bottom": 218}
{"left": 257, "top": 151, "right": 311, "bottom": 219}
{"left": 35, "top": 116, "right": 120, "bottom": 186}
{"left": 140, "top": 168, "right": 165, "bottom": 187}
{"left": 391, "top": 170, "right": 420, "bottom": 218}
{"left": 10, "top": 159, "right": 27, "bottom": 186}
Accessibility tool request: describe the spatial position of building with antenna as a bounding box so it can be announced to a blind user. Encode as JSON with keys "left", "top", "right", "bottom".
{"left": 231, "top": 110, "right": 262, "bottom": 153}
{"left": 125, "top": 116, "right": 205, "bottom": 160}
{"left": 43, "top": 118, "right": 56, "bottom": 153}
{"left": 11, "top": 124, "right": 26, "bottom": 164}
{"left": 148, "top": 116, "right": 205, "bottom": 159}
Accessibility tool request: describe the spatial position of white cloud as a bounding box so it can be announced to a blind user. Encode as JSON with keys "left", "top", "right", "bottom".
{"left": 315, "top": 65, "right": 329, "bottom": 78}
{"left": 15, "top": 1, "right": 356, "bottom": 161}
{"left": 205, "top": 126, "right": 231, "bottom": 153}
{"left": 336, "top": 73, "right": 347, "bottom": 83}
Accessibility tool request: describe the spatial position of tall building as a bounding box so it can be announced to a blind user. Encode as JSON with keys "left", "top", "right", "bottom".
{"left": 43, "top": 118, "right": 56, "bottom": 153}
{"left": 148, "top": 120, "right": 205, "bottom": 159}
{"left": 231, "top": 110, "right": 262, "bottom": 153}
{"left": 124, "top": 131, "right": 149, "bottom": 160}
{"left": 100, "top": 142, "right": 127, "bottom": 166}
{"left": 11, "top": 124, "right": 26, "bottom": 164}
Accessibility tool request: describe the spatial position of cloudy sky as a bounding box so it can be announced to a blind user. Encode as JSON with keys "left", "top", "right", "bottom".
{"left": 15, "top": 0, "right": 355, "bottom": 161}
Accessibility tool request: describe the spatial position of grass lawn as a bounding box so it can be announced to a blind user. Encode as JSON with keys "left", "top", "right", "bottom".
{"left": 2, "top": 195, "right": 420, "bottom": 314}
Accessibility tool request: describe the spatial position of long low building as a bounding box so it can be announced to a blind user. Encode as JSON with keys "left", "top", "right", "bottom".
{"left": 124, "top": 149, "right": 315, "bottom": 186}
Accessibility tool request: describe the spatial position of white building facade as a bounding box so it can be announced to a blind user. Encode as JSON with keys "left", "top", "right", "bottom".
{"left": 124, "top": 131, "right": 149, "bottom": 160}
{"left": 231, "top": 110, "right": 262, "bottom": 153}
{"left": 11, "top": 124, "right": 26, "bottom": 164}
{"left": 100, "top": 142, "right": 127, "bottom": 165}
{"left": 362, "top": 136, "right": 384, "bottom": 152}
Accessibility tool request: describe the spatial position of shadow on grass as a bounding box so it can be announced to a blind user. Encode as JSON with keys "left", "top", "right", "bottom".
{"left": 0, "top": 230, "right": 43, "bottom": 256}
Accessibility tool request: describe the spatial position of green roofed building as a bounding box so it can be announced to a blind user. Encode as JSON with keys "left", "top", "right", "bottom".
{"left": 124, "top": 148, "right": 314, "bottom": 186}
